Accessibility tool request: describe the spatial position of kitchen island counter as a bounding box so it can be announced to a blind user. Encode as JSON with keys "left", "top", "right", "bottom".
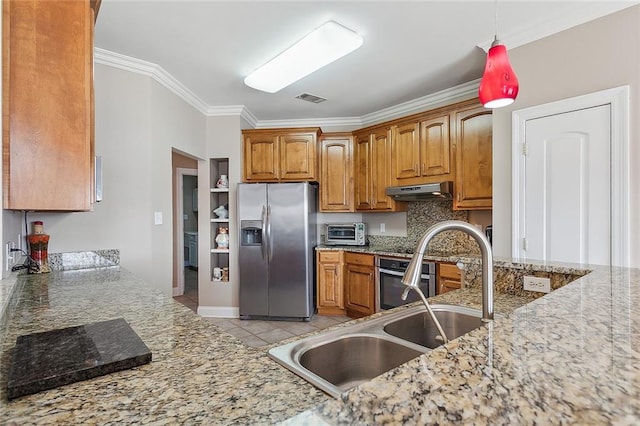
{"left": 3, "top": 260, "right": 638, "bottom": 424}
{"left": 284, "top": 262, "right": 640, "bottom": 425}
{"left": 0, "top": 267, "right": 330, "bottom": 424}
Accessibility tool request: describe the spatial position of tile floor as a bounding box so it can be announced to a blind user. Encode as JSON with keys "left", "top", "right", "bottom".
{"left": 173, "top": 268, "right": 352, "bottom": 347}
{"left": 205, "top": 314, "right": 352, "bottom": 348}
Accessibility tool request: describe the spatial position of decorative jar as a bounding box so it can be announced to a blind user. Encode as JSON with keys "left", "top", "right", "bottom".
{"left": 215, "top": 227, "right": 229, "bottom": 249}
{"left": 216, "top": 175, "right": 229, "bottom": 189}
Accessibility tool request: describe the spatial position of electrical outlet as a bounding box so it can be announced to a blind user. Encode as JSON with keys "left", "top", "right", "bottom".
{"left": 5, "top": 241, "right": 18, "bottom": 271}
{"left": 523, "top": 276, "right": 551, "bottom": 293}
{"left": 380, "top": 223, "right": 386, "bottom": 233}
{"left": 5, "top": 242, "right": 11, "bottom": 271}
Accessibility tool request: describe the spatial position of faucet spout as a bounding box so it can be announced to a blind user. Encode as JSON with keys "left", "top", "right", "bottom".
{"left": 401, "top": 220, "right": 494, "bottom": 321}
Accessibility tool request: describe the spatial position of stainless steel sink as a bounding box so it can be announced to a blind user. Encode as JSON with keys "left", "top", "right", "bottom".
{"left": 268, "top": 304, "right": 485, "bottom": 398}
{"left": 298, "top": 334, "right": 424, "bottom": 394}
{"left": 383, "top": 305, "right": 483, "bottom": 349}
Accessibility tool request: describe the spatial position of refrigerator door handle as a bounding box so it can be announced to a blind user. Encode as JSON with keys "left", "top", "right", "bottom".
{"left": 267, "top": 204, "right": 273, "bottom": 261}
{"left": 261, "top": 205, "right": 268, "bottom": 260}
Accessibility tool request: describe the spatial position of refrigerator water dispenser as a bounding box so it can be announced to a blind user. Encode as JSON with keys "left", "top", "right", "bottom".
{"left": 241, "top": 220, "right": 262, "bottom": 246}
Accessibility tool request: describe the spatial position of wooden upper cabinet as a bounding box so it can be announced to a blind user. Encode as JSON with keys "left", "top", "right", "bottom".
{"left": 453, "top": 105, "right": 493, "bottom": 210}
{"left": 243, "top": 132, "right": 279, "bottom": 181}
{"left": 3, "top": 0, "right": 95, "bottom": 211}
{"left": 420, "top": 114, "right": 451, "bottom": 178}
{"left": 319, "top": 134, "right": 353, "bottom": 212}
{"left": 242, "top": 128, "right": 320, "bottom": 182}
{"left": 370, "top": 128, "right": 394, "bottom": 210}
{"left": 392, "top": 122, "right": 420, "bottom": 180}
{"left": 353, "top": 127, "right": 403, "bottom": 212}
{"left": 353, "top": 131, "right": 372, "bottom": 211}
{"left": 392, "top": 114, "right": 452, "bottom": 185}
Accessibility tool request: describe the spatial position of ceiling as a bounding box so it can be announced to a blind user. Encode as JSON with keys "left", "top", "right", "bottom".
{"left": 94, "top": 1, "right": 638, "bottom": 124}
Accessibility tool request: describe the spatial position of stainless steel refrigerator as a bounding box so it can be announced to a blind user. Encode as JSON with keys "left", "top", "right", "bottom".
{"left": 238, "top": 182, "right": 317, "bottom": 321}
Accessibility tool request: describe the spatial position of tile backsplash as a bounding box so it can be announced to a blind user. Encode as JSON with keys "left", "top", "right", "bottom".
{"left": 367, "top": 200, "right": 482, "bottom": 255}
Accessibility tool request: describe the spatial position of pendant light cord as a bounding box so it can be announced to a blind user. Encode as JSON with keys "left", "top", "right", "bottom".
{"left": 492, "top": 0, "right": 499, "bottom": 46}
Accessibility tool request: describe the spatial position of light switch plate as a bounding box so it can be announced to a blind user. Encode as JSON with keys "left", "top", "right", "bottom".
{"left": 154, "top": 212, "right": 163, "bottom": 225}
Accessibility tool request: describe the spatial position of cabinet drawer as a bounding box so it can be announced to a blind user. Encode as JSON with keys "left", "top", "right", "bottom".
{"left": 318, "top": 250, "right": 341, "bottom": 263}
{"left": 344, "top": 252, "right": 374, "bottom": 267}
{"left": 439, "top": 263, "right": 461, "bottom": 280}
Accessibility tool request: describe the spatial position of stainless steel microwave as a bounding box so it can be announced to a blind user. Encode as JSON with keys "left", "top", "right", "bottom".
{"left": 325, "top": 223, "right": 367, "bottom": 246}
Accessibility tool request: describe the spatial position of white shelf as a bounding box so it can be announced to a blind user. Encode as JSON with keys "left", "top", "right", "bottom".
{"left": 211, "top": 188, "right": 229, "bottom": 193}
{"left": 211, "top": 248, "right": 230, "bottom": 253}
{"left": 211, "top": 218, "right": 229, "bottom": 223}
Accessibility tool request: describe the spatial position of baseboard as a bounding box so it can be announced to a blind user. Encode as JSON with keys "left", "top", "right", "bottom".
{"left": 197, "top": 305, "right": 239, "bottom": 318}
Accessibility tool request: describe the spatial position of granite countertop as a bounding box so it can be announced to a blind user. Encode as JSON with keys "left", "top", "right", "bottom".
{"left": 0, "top": 268, "right": 330, "bottom": 424}
{"left": 285, "top": 262, "right": 640, "bottom": 425}
{"left": 2, "top": 250, "right": 639, "bottom": 424}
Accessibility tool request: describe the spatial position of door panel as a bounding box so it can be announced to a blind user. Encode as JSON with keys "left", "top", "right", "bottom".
{"left": 267, "top": 183, "right": 313, "bottom": 318}
{"left": 524, "top": 105, "right": 610, "bottom": 265}
{"left": 238, "top": 184, "right": 269, "bottom": 317}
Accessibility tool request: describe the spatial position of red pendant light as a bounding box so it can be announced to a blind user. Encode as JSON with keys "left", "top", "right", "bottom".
{"left": 479, "top": 37, "right": 519, "bottom": 108}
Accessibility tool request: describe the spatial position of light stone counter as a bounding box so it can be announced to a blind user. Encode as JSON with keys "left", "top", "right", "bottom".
{"left": 284, "top": 262, "right": 640, "bottom": 425}
{"left": 3, "top": 248, "right": 637, "bottom": 425}
{"left": 0, "top": 267, "right": 330, "bottom": 424}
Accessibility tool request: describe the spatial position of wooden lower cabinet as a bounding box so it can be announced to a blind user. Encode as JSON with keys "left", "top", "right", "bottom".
{"left": 344, "top": 252, "right": 376, "bottom": 318}
{"left": 316, "top": 250, "right": 345, "bottom": 315}
{"left": 437, "top": 262, "right": 462, "bottom": 294}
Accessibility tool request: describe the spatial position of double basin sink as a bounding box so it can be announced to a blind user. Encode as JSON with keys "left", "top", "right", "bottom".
{"left": 268, "top": 304, "right": 484, "bottom": 398}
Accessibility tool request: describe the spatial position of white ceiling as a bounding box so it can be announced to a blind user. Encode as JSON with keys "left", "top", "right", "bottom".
{"left": 94, "top": 1, "right": 638, "bottom": 124}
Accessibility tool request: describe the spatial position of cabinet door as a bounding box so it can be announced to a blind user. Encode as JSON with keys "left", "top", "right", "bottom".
{"left": 319, "top": 135, "right": 353, "bottom": 212}
{"left": 316, "top": 251, "right": 345, "bottom": 315}
{"left": 344, "top": 263, "right": 375, "bottom": 318}
{"left": 4, "top": 0, "right": 93, "bottom": 211}
{"left": 420, "top": 114, "right": 452, "bottom": 178}
{"left": 353, "top": 132, "right": 372, "bottom": 210}
{"left": 393, "top": 122, "right": 420, "bottom": 180}
{"left": 454, "top": 106, "right": 493, "bottom": 210}
{"left": 279, "top": 132, "right": 317, "bottom": 181}
{"left": 370, "top": 128, "right": 394, "bottom": 210}
{"left": 243, "top": 133, "right": 279, "bottom": 181}
{"left": 437, "top": 263, "right": 462, "bottom": 294}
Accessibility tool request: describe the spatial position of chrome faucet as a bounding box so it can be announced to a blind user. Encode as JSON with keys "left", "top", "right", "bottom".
{"left": 402, "top": 220, "right": 494, "bottom": 326}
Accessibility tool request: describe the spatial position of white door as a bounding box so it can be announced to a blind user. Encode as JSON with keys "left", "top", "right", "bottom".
{"left": 522, "top": 105, "right": 610, "bottom": 265}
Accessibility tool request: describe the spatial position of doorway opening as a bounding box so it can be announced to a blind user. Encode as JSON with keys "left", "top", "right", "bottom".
{"left": 172, "top": 150, "right": 199, "bottom": 312}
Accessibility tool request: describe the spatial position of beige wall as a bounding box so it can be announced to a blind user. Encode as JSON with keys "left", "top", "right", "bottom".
{"left": 24, "top": 65, "right": 207, "bottom": 295}
{"left": 197, "top": 115, "right": 243, "bottom": 311}
{"left": 492, "top": 5, "right": 640, "bottom": 267}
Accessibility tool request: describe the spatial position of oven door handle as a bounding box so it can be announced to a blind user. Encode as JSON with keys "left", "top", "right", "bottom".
{"left": 378, "top": 268, "right": 406, "bottom": 277}
{"left": 378, "top": 268, "right": 433, "bottom": 280}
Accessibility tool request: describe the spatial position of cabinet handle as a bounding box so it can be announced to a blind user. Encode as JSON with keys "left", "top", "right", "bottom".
{"left": 457, "top": 193, "right": 461, "bottom": 202}
{"left": 415, "top": 163, "right": 419, "bottom": 173}
{"left": 422, "top": 163, "right": 426, "bottom": 174}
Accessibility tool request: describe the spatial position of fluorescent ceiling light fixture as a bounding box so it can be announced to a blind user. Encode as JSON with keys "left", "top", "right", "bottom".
{"left": 244, "top": 21, "right": 363, "bottom": 93}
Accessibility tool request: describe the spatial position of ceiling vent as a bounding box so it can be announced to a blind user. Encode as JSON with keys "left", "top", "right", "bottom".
{"left": 296, "top": 93, "right": 326, "bottom": 104}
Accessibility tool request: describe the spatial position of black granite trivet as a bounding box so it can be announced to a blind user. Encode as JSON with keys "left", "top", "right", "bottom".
{"left": 7, "top": 318, "right": 152, "bottom": 399}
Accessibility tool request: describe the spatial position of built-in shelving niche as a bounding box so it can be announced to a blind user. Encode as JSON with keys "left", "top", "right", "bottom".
{"left": 210, "top": 158, "right": 230, "bottom": 282}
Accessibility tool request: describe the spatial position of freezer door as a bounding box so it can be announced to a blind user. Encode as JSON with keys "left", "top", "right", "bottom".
{"left": 238, "top": 183, "right": 269, "bottom": 317}
{"left": 267, "top": 183, "right": 315, "bottom": 318}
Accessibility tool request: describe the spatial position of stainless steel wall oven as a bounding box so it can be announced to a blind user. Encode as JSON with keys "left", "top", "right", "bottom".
{"left": 376, "top": 256, "right": 436, "bottom": 311}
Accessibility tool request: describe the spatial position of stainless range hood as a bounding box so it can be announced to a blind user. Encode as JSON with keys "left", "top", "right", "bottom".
{"left": 386, "top": 181, "right": 453, "bottom": 201}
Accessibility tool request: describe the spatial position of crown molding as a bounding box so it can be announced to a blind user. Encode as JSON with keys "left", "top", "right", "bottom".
{"left": 95, "top": 47, "right": 478, "bottom": 129}
{"left": 254, "top": 116, "right": 363, "bottom": 130}
{"left": 477, "top": 2, "right": 638, "bottom": 52}
{"left": 359, "top": 80, "right": 480, "bottom": 128}
{"left": 94, "top": 48, "right": 210, "bottom": 115}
